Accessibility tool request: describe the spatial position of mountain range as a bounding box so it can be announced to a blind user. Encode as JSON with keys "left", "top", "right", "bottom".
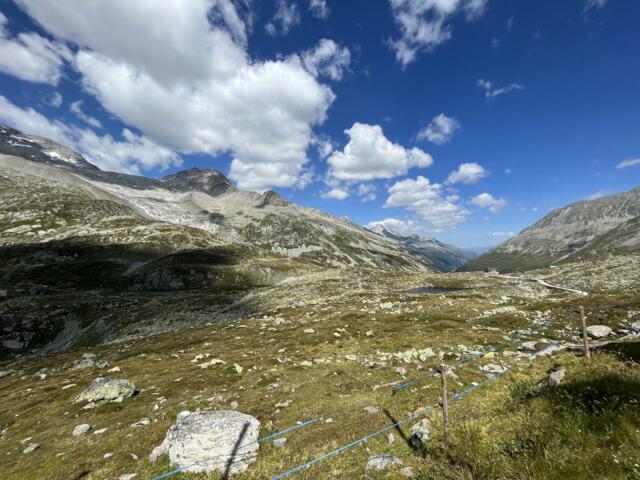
{"left": 460, "top": 187, "right": 640, "bottom": 272}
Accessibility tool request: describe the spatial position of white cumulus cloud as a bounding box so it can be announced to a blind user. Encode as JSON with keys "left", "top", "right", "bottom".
{"left": 417, "top": 113, "right": 460, "bottom": 145}
{"left": 471, "top": 192, "right": 507, "bottom": 212}
{"left": 321, "top": 186, "right": 349, "bottom": 200}
{"left": 388, "top": 0, "right": 488, "bottom": 68}
{"left": 367, "top": 217, "right": 420, "bottom": 234}
{"left": 302, "top": 39, "right": 351, "bottom": 81}
{"left": 445, "top": 162, "right": 487, "bottom": 185}
{"left": 14, "top": 0, "right": 340, "bottom": 191}
{"left": 0, "top": 12, "right": 71, "bottom": 85}
{"left": 384, "top": 175, "right": 469, "bottom": 229}
{"left": 328, "top": 123, "right": 433, "bottom": 181}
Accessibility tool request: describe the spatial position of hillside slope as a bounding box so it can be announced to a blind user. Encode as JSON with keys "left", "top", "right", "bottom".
{"left": 460, "top": 188, "right": 640, "bottom": 272}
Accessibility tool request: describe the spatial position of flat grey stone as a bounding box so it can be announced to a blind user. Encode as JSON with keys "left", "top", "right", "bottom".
{"left": 366, "top": 454, "right": 402, "bottom": 471}
{"left": 72, "top": 424, "right": 91, "bottom": 436}
{"left": 273, "top": 437, "right": 287, "bottom": 448}
{"left": 23, "top": 443, "right": 39, "bottom": 454}
{"left": 586, "top": 325, "right": 612, "bottom": 339}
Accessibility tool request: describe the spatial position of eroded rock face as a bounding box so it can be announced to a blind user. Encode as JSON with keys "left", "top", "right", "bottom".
{"left": 150, "top": 410, "right": 260, "bottom": 476}
{"left": 586, "top": 325, "right": 612, "bottom": 339}
{"left": 75, "top": 377, "right": 136, "bottom": 404}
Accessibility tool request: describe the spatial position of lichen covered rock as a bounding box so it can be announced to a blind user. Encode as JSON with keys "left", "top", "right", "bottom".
{"left": 75, "top": 377, "right": 136, "bottom": 404}
{"left": 150, "top": 410, "right": 260, "bottom": 475}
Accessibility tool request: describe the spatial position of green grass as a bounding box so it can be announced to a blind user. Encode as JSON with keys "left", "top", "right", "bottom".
{"left": 1, "top": 261, "right": 639, "bottom": 479}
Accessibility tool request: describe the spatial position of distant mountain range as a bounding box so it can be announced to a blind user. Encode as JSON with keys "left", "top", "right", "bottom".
{"left": 460, "top": 187, "right": 640, "bottom": 272}
{"left": 368, "top": 225, "right": 476, "bottom": 272}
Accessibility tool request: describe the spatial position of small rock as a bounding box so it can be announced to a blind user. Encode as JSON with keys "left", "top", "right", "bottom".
{"left": 480, "top": 364, "right": 508, "bottom": 375}
{"left": 364, "top": 406, "right": 380, "bottom": 414}
{"left": 395, "top": 367, "right": 407, "bottom": 377}
{"left": 387, "top": 433, "right": 395, "bottom": 445}
{"left": 119, "top": 475, "right": 137, "bottom": 480}
{"left": 519, "top": 341, "right": 538, "bottom": 351}
{"left": 0, "top": 371, "right": 11, "bottom": 379}
{"left": 631, "top": 320, "right": 640, "bottom": 332}
{"left": 72, "top": 424, "right": 91, "bottom": 436}
{"left": 303, "top": 328, "right": 315, "bottom": 334}
{"left": 549, "top": 369, "right": 566, "bottom": 386}
{"left": 233, "top": 364, "right": 244, "bottom": 374}
{"left": 104, "top": 452, "right": 113, "bottom": 459}
{"left": 366, "top": 454, "right": 402, "bottom": 471}
{"left": 586, "top": 325, "right": 612, "bottom": 339}
{"left": 131, "top": 418, "right": 151, "bottom": 428}
{"left": 273, "top": 437, "right": 287, "bottom": 448}
{"left": 230, "top": 401, "right": 239, "bottom": 410}
{"left": 93, "top": 428, "right": 108, "bottom": 435}
{"left": 23, "top": 443, "right": 39, "bottom": 454}
{"left": 108, "top": 366, "right": 121, "bottom": 373}
{"left": 409, "top": 418, "right": 430, "bottom": 448}
{"left": 400, "top": 466, "right": 416, "bottom": 478}
{"left": 365, "top": 330, "right": 375, "bottom": 337}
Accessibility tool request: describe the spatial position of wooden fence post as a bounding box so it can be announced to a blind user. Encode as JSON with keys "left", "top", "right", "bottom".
{"left": 580, "top": 306, "right": 591, "bottom": 360}
{"left": 440, "top": 364, "right": 449, "bottom": 448}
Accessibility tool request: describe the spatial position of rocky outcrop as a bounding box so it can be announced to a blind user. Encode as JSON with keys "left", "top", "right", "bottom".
{"left": 150, "top": 410, "right": 260, "bottom": 475}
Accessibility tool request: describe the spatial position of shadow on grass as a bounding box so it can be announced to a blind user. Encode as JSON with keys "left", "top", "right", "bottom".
{"left": 596, "top": 340, "right": 640, "bottom": 362}
{"left": 0, "top": 239, "right": 261, "bottom": 356}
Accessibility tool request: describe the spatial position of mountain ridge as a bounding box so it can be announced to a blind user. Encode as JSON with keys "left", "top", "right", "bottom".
{"left": 459, "top": 187, "right": 640, "bottom": 272}
{"left": 368, "top": 225, "right": 476, "bottom": 272}
{"left": 0, "top": 124, "right": 439, "bottom": 272}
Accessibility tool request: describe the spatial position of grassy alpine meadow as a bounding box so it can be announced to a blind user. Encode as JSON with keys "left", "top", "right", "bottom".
{"left": 1, "top": 259, "right": 639, "bottom": 480}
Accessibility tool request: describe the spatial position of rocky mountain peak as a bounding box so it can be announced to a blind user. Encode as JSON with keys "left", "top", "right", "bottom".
{"left": 259, "top": 190, "right": 288, "bottom": 207}
{"left": 162, "top": 167, "right": 233, "bottom": 197}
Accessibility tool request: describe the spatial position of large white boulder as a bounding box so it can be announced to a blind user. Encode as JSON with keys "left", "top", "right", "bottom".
{"left": 586, "top": 325, "right": 612, "bottom": 339}
{"left": 150, "top": 410, "right": 260, "bottom": 475}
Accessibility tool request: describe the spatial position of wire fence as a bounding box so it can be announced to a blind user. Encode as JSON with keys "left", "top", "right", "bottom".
{"left": 148, "top": 323, "right": 555, "bottom": 479}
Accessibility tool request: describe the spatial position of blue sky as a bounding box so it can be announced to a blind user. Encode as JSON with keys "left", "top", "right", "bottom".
{"left": 0, "top": 0, "right": 639, "bottom": 248}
